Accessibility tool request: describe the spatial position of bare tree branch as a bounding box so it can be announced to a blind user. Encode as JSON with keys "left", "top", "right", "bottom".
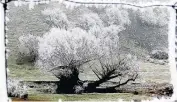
{"left": 108, "top": 74, "right": 138, "bottom": 89}
{"left": 89, "top": 57, "right": 139, "bottom": 90}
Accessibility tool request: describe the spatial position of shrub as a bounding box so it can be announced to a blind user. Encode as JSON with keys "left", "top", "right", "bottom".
{"left": 37, "top": 83, "right": 57, "bottom": 94}
{"left": 16, "top": 34, "right": 40, "bottom": 65}
{"left": 150, "top": 50, "right": 168, "bottom": 60}
{"left": 7, "top": 78, "right": 28, "bottom": 100}
{"left": 73, "top": 85, "right": 84, "bottom": 94}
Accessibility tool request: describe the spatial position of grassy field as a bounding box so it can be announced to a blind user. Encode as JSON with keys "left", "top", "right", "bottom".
{"left": 8, "top": 62, "right": 58, "bottom": 81}
{"left": 8, "top": 60, "right": 171, "bottom": 83}
{"left": 8, "top": 58, "right": 171, "bottom": 82}
{"left": 8, "top": 57, "right": 171, "bottom": 101}
{"left": 138, "top": 61, "right": 170, "bottom": 84}
{"left": 12, "top": 93, "right": 152, "bottom": 101}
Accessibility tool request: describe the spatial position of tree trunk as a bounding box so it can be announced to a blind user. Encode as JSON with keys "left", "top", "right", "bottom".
{"left": 57, "top": 75, "right": 80, "bottom": 94}
{"left": 56, "top": 67, "right": 80, "bottom": 94}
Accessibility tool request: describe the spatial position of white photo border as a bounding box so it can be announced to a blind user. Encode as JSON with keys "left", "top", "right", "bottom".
{"left": 0, "top": 0, "right": 177, "bottom": 102}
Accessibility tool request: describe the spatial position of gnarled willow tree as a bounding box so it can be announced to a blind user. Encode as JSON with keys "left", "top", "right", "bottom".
{"left": 36, "top": 5, "right": 139, "bottom": 94}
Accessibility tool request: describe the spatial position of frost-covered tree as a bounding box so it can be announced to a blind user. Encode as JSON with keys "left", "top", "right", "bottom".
{"left": 137, "top": 7, "right": 169, "bottom": 27}
{"left": 36, "top": 24, "right": 138, "bottom": 93}
{"left": 88, "top": 25, "right": 124, "bottom": 58}
{"left": 16, "top": 34, "right": 40, "bottom": 64}
{"left": 129, "top": 7, "right": 169, "bottom": 52}
{"left": 37, "top": 27, "right": 99, "bottom": 69}
{"left": 37, "top": 5, "right": 138, "bottom": 94}
{"left": 42, "top": 8, "right": 69, "bottom": 29}
{"left": 75, "top": 12, "right": 103, "bottom": 31}
{"left": 104, "top": 6, "right": 131, "bottom": 26}
{"left": 37, "top": 27, "right": 100, "bottom": 93}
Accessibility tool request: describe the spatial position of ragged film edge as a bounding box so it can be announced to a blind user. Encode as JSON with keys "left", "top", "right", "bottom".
{"left": 1, "top": 0, "right": 177, "bottom": 102}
